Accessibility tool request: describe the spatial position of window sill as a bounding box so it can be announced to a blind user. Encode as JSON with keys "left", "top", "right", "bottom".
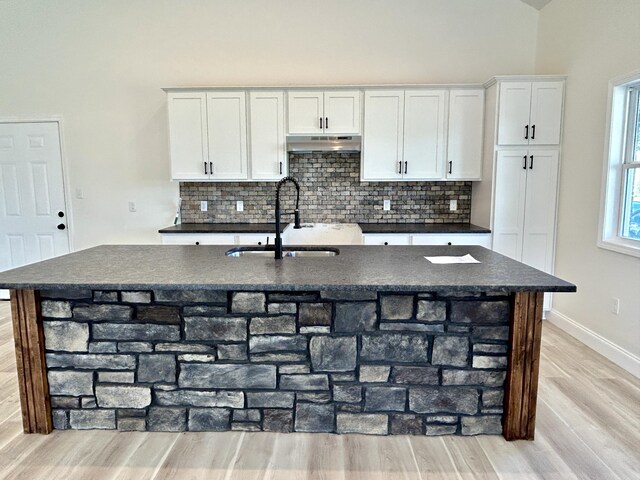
{"left": 597, "top": 237, "right": 640, "bottom": 258}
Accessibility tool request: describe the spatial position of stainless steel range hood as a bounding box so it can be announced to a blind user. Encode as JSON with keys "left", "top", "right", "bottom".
{"left": 286, "top": 135, "right": 361, "bottom": 153}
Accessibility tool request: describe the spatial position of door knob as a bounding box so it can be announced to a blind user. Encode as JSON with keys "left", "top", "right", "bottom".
{"left": 57, "top": 224, "right": 66, "bottom": 230}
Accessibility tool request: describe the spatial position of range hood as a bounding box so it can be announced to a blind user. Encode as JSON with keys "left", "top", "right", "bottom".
{"left": 286, "top": 135, "right": 361, "bottom": 153}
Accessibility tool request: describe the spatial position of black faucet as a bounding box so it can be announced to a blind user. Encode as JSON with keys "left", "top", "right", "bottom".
{"left": 274, "top": 176, "right": 302, "bottom": 259}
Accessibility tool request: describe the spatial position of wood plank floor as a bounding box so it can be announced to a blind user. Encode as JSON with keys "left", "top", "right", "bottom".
{"left": 0, "top": 301, "right": 637, "bottom": 480}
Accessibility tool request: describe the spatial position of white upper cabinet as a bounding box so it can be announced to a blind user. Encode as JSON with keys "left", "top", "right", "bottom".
{"left": 287, "top": 90, "right": 361, "bottom": 135}
{"left": 446, "top": 89, "right": 484, "bottom": 180}
{"left": 403, "top": 90, "right": 447, "bottom": 180}
{"left": 497, "top": 80, "right": 564, "bottom": 145}
{"left": 362, "top": 90, "right": 405, "bottom": 180}
{"left": 206, "top": 92, "right": 248, "bottom": 180}
{"left": 168, "top": 92, "right": 209, "bottom": 180}
{"left": 249, "top": 91, "right": 286, "bottom": 180}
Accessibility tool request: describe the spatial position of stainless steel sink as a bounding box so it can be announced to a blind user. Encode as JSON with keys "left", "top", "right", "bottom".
{"left": 226, "top": 246, "right": 339, "bottom": 258}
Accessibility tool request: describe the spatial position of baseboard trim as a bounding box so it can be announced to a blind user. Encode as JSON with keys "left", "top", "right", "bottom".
{"left": 547, "top": 309, "right": 640, "bottom": 378}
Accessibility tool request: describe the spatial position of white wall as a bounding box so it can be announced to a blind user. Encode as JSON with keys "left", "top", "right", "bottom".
{"left": 0, "top": 0, "right": 538, "bottom": 249}
{"left": 536, "top": 0, "right": 640, "bottom": 361}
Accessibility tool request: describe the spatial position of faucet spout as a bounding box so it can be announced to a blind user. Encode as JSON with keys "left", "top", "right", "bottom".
{"left": 274, "top": 176, "right": 302, "bottom": 260}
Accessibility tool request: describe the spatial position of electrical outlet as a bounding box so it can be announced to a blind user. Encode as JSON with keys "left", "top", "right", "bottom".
{"left": 383, "top": 199, "right": 391, "bottom": 211}
{"left": 450, "top": 199, "right": 458, "bottom": 211}
{"left": 611, "top": 297, "right": 620, "bottom": 315}
{"left": 128, "top": 201, "right": 136, "bottom": 213}
{"left": 236, "top": 200, "right": 244, "bottom": 212}
{"left": 200, "top": 201, "right": 208, "bottom": 212}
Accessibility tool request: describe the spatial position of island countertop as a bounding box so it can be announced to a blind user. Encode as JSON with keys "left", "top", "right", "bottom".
{"left": 0, "top": 244, "right": 576, "bottom": 293}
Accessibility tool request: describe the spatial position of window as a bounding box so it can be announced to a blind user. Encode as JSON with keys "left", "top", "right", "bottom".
{"left": 599, "top": 70, "right": 640, "bottom": 257}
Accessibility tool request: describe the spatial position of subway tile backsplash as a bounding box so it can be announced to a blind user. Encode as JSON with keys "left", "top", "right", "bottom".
{"left": 180, "top": 153, "right": 471, "bottom": 224}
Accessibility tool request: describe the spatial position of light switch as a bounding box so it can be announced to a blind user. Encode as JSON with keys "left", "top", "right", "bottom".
{"left": 200, "top": 201, "right": 208, "bottom": 212}
{"left": 237, "top": 200, "right": 244, "bottom": 212}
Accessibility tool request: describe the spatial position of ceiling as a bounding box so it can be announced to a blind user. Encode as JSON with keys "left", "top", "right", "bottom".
{"left": 520, "top": 0, "right": 553, "bottom": 10}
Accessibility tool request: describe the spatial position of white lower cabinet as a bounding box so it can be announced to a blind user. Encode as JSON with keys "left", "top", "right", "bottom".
{"left": 236, "top": 234, "right": 272, "bottom": 246}
{"left": 161, "top": 233, "right": 237, "bottom": 245}
{"left": 362, "top": 234, "right": 411, "bottom": 246}
{"left": 411, "top": 234, "right": 491, "bottom": 247}
{"left": 492, "top": 149, "right": 559, "bottom": 310}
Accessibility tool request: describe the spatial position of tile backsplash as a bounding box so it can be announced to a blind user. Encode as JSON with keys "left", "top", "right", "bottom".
{"left": 180, "top": 153, "right": 471, "bottom": 224}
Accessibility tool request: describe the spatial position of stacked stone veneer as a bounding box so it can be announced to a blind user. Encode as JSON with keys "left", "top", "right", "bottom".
{"left": 41, "top": 288, "right": 510, "bottom": 436}
{"left": 180, "top": 153, "right": 472, "bottom": 224}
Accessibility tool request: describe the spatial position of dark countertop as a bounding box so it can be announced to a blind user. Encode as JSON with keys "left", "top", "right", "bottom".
{"left": 358, "top": 223, "right": 490, "bottom": 234}
{"left": 0, "top": 245, "right": 575, "bottom": 293}
{"left": 159, "top": 223, "right": 285, "bottom": 234}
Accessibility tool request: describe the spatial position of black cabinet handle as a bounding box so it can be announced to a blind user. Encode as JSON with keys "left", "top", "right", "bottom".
{"left": 279, "top": 162, "right": 283, "bottom": 175}
{"left": 210, "top": 162, "right": 213, "bottom": 174}
{"left": 404, "top": 161, "right": 408, "bottom": 174}
{"left": 529, "top": 155, "right": 534, "bottom": 169}
{"left": 204, "top": 162, "right": 208, "bottom": 174}
{"left": 523, "top": 155, "right": 527, "bottom": 169}
{"left": 525, "top": 125, "right": 529, "bottom": 139}
{"left": 398, "top": 161, "right": 402, "bottom": 174}
{"left": 531, "top": 125, "right": 536, "bottom": 140}
{"left": 325, "top": 117, "right": 329, "bottom": 129}
{"left": 319, "top": 117, "right": 323, "bottom": 129}
{"left": 57, "top": 224, "right": 66, "bottom": 230}
{"left": 448, "top": 161, "right": 453, "bottom": 175}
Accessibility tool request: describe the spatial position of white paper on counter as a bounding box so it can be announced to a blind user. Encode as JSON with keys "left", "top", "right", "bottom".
{"left": 424, "top": 254, "right": 481, "bottom": 264}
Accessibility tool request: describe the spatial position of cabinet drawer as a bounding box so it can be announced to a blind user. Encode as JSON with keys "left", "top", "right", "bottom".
{"left": 161, "top": 234, "right": 237, "bottom": 245}
{"left": 362, "top": 234, "right": 411, "bottom": 246}
{"left": 237, "top": 234, "right": 272, "bottom": 246}
{"left": 410, "top": 233, "right": 491, "bottom": 247}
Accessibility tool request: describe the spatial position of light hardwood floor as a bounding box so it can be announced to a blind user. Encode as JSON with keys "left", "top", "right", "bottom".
{"left": 0, "top": 301, "right": 638, "bottom": 480}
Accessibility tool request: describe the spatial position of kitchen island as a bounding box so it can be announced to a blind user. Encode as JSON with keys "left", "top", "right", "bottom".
{"left": 0, "top": 244, "right": 575, "bottom": 440}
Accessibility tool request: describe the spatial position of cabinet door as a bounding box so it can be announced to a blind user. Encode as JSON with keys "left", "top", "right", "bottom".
{"left": 237, "top": 234, "right": 272, "bottom": 246}
{"left": 492, "top": 150, "right": 528, "bottom": 261}
{"left": 522, "top": 150, "right": 559, "bottom": 274}
{"left": 362, "top": 234, "right": 411, "bottom": 245}
{"left": 529, "top": 82, "right": 564, "bottom": 145}
{"left": 287, "top": 91, "right": 324, "bottom": 134}
{"left": 446, "top": 89, "right": 484, "bottom": 180}
{"left": 411, "top": 234, "right": 491, "bottom": 248}
{"left": 168, "top": 92, "right": 209, "bottom": 180}
{"left": 161, "top": 233, "right": 236, "bottom": 245}
{"left": 249, "top": 91, "right": 286, "bottom": 180}
{"left": 206, "top": 92, "right": 248, "bottom": 180}
{"left": 362, "top": 90, "right": 405, "bottom": 180}
{"left": 497, "top": 82, "right": 532, "bottom": 146}
{"left": 403, "top": 90, "right": 447, "bottom": 180}
{"left": 324, "top": 90, "right": 361, "bottom": 134}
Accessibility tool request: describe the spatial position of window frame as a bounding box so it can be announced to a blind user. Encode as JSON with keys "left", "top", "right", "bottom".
{"left": 598, "top": 69, "right": 640, "bottom": 257}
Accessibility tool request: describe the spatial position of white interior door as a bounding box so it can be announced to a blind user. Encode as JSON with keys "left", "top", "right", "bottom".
{"left": 0, "top": 122, "right": 70, "bottom": 298}
{"left": 529, "top": 81, "right": 564, "bottom": 145}
{"left": 492, "top": 150, "right": 528, "bottom": 261}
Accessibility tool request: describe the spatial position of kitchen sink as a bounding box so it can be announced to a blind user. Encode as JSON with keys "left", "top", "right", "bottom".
{"left": 226, "top": 246, "right": 339, "bottom": 258}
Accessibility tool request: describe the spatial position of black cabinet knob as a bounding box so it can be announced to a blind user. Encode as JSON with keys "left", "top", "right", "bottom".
{"left": 58, "top": 211, "right": 65, "bottom": 218}
{"left": 258, "top": 241, "right": 262, "bottom": 246}
{"left": 447, "top": 242, "right": 452, "bottom": 246}
{"left": 195, "top": 241, "right": 200, "bottom": 245}
{"left": 384, "top": 242, "right": 389, "bottom": 246}
{"left": 57, "top": 224, "right": 66, "bottom": 230}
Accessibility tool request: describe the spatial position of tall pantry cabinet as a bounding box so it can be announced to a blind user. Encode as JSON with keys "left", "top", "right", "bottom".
{"left": 472, "top": 76, "right": 565, "bottom": 312}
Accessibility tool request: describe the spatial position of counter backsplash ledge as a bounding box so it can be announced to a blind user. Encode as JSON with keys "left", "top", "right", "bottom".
{"left": 180, "top": 153, "right": 471, "bottom": 224}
